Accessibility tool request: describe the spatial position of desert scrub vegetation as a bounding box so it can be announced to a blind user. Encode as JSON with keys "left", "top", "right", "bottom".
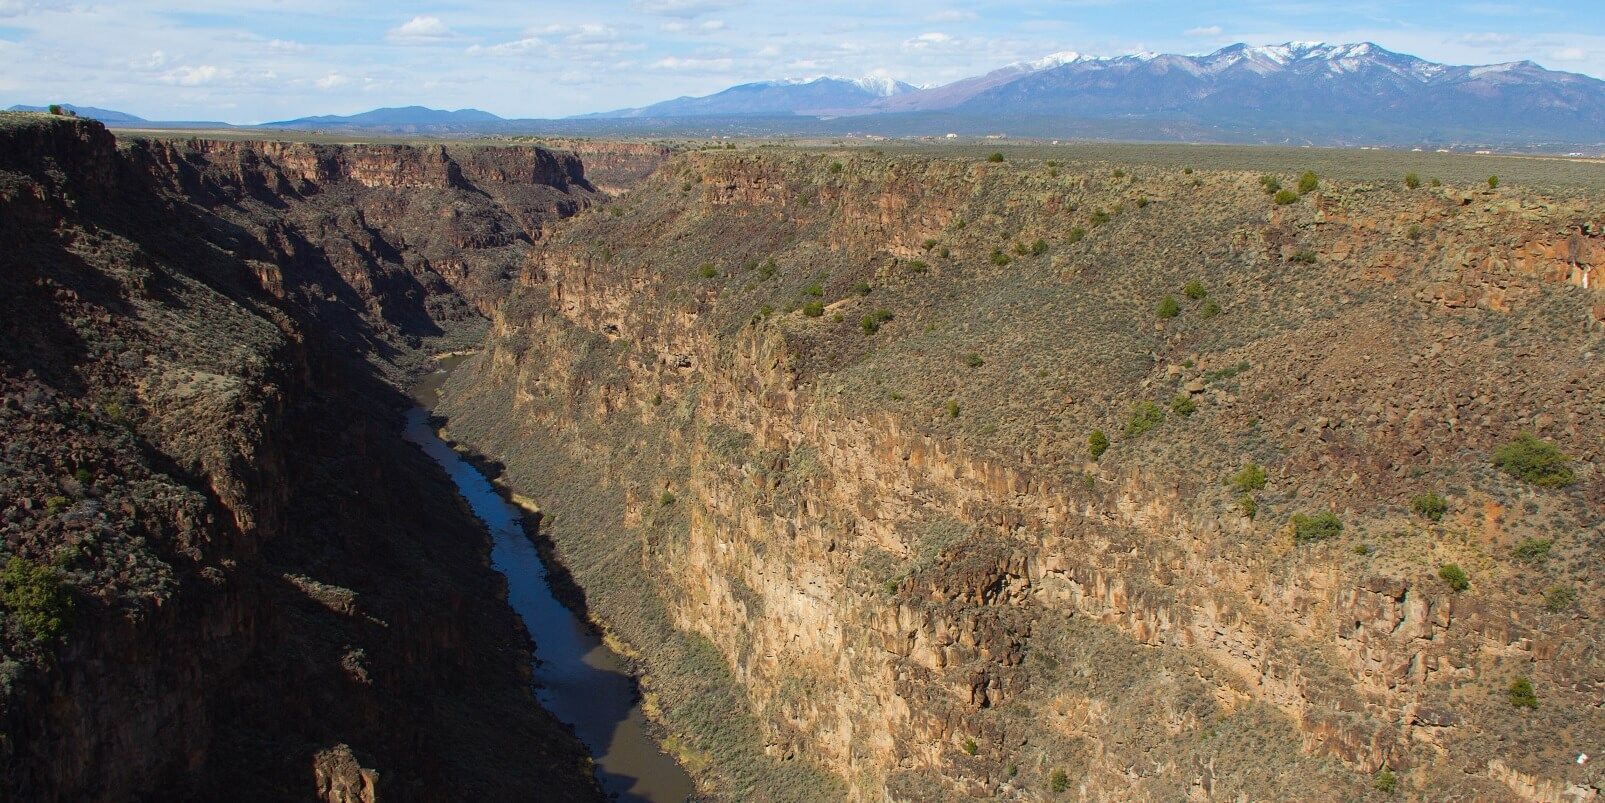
{"left": 1410, "top": 492, "right": 1447, "bottom": 522}
{"left": 1510, "top": 538, "right": 1551, "bottom": 563}
{"left": 1290, "top": 511, "right": 1342, "bottom": 544}
{"left": 1156, "top": 295, "right": 1180, "bottom": 319}
{"left": 1066, "top": 226, "right": 1086, "bottom": 244}
{"left": 860, "top": 308, "right": 893, "bottom": 335}
{"left": 1404, "top": 172, "right": 1421, "bottom": 189}
{"left": 1259, "top": 175, "right": 1281, "bottom": 194}
{"left": 1088, "top": 429, "right": 1109, "bottom": 459}
{"left": 989, "top": 249, "right": 1011, "bottom": 266}
{"left": 1297, "top": 170, "right": 1319, "bottom": 194}
{"left": 1492, "top": 433, "right": 1574, "bottom": 488}
{"left": 1236, "top": 494, "right": 1258, "bottom": 519}
{"left": 1544, "top": 585, "right": 1577, "bottom": 612}
{"left": 1182, "top": 280, "right": 1207, "bottom": 300}
{"left": 1374, "top": 768, "right": 1398, "bottom": 793}
{"left": 1170, "top": 394, "right": 1196, "bottom": 416}
{"left": 1, "top": 556, "right": 74, "bottom": 644}
{"left": 1438, "top": 563, "right": 1470, "bottom": 592}
{"left": 987, "top": 152, "right": 1005, "bottom": 163}
{"left": 1273, "top": 189, "right": 1299, "bottom": 205}
{"left": 1507, "top": 675, "right": 1536, "bottom": 708}
{"left": 1229, "top": 462, "right": 1267, "bottom": 493}
{"left": 803, "top": 301, "right": 825, "bottom": 318}
{"left": 697, "top": 262, "right": 718, "bottom": 279}
{"left": 1198, "top": 298, "right": 1221, "bottom": 318}
{"left": 964, "top": 353, "right": 984, "bottom": 368}
{"left": 1123, "top": 401, "right": 1163, "bottom": 437}
{"left": 1289, "top": 249, "right": 1318, "bottom": 264}
{"left": 1049, "top": 768, "right": 1070, "bottom": 794}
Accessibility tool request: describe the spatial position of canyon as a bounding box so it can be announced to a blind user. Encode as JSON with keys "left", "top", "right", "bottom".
{"left": 2, "top": 113, "right": 1601, "bottom": 801}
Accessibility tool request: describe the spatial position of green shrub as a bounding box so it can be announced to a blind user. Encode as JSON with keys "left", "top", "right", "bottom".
{"left": 1353, "top": 543, "right": 1372, "bottom": 555}
{"left": 697, "top": 263, "right": 718, "bottom": 279}
{"left": 1438, "top": 563, "right": 1469, "bottom": 592}
{"left": 1430, "top": 178, "right": 1442, "bottom": 187}
{"left": 1088, "top": 430, "right": 1109, "bottom": 459}
{"left": 829, "top": 161, "right": 843, "bottom": 174}
{"left": 1492, "top": 434, "right": 1574, "bottom": 488}
{"left": 803, "top": 301, "right": 825, "bottom": 317}
{"left": 1404, "top": 173, "right": 1421, "bottom": 189}
{"left": 1183, "top": 167, "right": 1193, "bottom": 174}
{"left": 1411, "top": 492, "right": 1447, "bottom": 522}
{"left": 1260, "top": 175, "right": 1281, "bottom": 194}
{"left": 1198, "top": 299, "right": 1221, "bottom": 318}
{"left": 1, "top": 557, "right": 73, "bottom": 644}
{"left": 1124, "top": 401, "right": 1163, "bottom": 437}
{"left": 962, "top": 354, "right": 984, "bottom": 368}
{"left": 757, "top": 304, "right": 775, "bottom": 319}
{"left": 1511, "top": 538, "right": 1551, "bottom": 563}
{"left": 1170, "top": 395, "right": 1196, "bottom": 416}
{"left": 1135, "top": 195, "right": 1149, "bottom": 208}
{"left": 989, "top": 249, "right": 1011, "bottom": 266}
{"left": 1289, "top": 249, "right": 1317, "bottom": 264}
{"left": 44, "top": 495, "right": 69, "bottom": 514}
{"left": 851, "top": 281, "right": 871, "bottom": 296}
{"left": 47, "top": 103, "right": 63, "bottom": 116}
{"left": 659, "top": 491, "right": 676, "bottom": 507}
{"left": 1507, "top": 675, "right": 1536, "bottom": 708}
{"left": 1030, "top": 238, "right": 1049, "bottom": 256}
{"left": 803, "top": 282, "right": 823, "bottom": 297}
{"left": 908, "top": 260, "right": 929, "bottom": 273}
{"left": 938, "top": 246, "right": 950, "bottom": 259}
{"left": 1112, "top": 169, "right": 1126, "bottom": 179}
{"left": 1182, "top": 280, "right": 1207, "bottom": 300}
{"left": 1544, "top": 585, "right": 1577, "bottom": 612}
{"left": 921, "top": 238, "right": 938, "bottom": 250}
{"left": 1297, "top": 170, "right": 1319, "bottom": 194}
{"left": 987, "top": 152, "right": 1005, "bottom": 163}
{"left": 1156, "top": 295, "right": 1180, "bottom": 319}
{"left": 758, "top": 258, "right": 777, "bottom": 279}
{"left": 962, "top": 738, "right": 977, "bottom": 756}
{"left": 1374, "top": 768, "right": 1397, "bottom": 793}
{"left": 1291, "top": 511, "right": 1342, "bottom": 544}
{"left": 1049, "top": 768, "right": 1069, "bottom": 794}
{"left": 946, "top": 400, "right": 960, "bottom": 418}
{"left": 1089, "top": 209, "right": 1111, "bottom": 227}
{"left": 1066, "top": 226, "right": 1086, "bottom": 244}
{"left": 1230, "top": 462, "right": 1267, "bottom": 493}
{"left": 1273, "top": 189, "right": 1299, "bottom": 205}
{"left": 1487, "top": 175, "right": 1499, "bottom": 189}
{"left": 1237, "top": 494, "right": 1258, "bottom": 519}
{"left": 860, "top": 308, "right": 893, "bottom": 335}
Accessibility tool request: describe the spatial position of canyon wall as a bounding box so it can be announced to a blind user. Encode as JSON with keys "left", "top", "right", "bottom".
{"left": 0, "top": 115, "right": 601, "bottom": 800}
{"left": 439, "top": 149, "right": 1604, "bottom": 800}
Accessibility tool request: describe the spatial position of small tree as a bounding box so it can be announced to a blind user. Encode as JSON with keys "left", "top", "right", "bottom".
{"left": 1403, "top": 172, "right": 1421, "bottom": 189}
{"left": 1507, "top": 676, "right": 1537, "bottom": 708}
{"left": 1438, "top": 563, "right": 1469, "bottom": 592}
{"left": 1230, "top": 462, "right": 1267, "bottom": 493}
{"left": 987, "top": 152, "right": 1005, "bottom": 163}
{"left": 1088, "top": 430, "right": 1109, "bottom": 459}
{"left": 1487, "top": 175, "right": 1499, "bottom": 189}
{"left": 1410, "top": 492, "right": 1447, "bottom": 522}
{"left": 1, "top": 556, "right": 74, "bottom": 644}
{"left": 946, "top": 399, "right": 960, "bottom": 418}
{"left": 1297, "top": 171, "right": 1319, "bottom": 194}
{"left": 1156, "top": 295, "right": 1180, "bottom": 319}
{"left": 47, "top": 103, "right": 64, "bottom": 116}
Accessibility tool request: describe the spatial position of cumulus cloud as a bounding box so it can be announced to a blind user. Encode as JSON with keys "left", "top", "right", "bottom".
{"left": 631, "top": 0, "right": 743, "bottom": 18}
{"left": 903, "top": 32, "right": 956, "bottom": 51}
{"left": 1185, "top": 25, "right": 1223, "bottom": 37}
{"left": 387, "top": 16, "right": 456, "bottom": 45}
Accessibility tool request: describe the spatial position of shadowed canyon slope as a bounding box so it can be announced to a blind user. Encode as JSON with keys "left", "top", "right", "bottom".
{"left": 436, "top": 148, "right": 1603, "bottom": 800}
{"left": 0, "top": 114, "right": 603, "bottom": 800}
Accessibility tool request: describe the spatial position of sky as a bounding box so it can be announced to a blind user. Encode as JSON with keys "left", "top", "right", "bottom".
{"left": 0, "top": 1, "right": 1602, "bottom": 122}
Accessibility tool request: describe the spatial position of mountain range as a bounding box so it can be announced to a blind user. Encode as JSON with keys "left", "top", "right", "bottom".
{"left": 10, "top": 42, "right": 1605, "bottom": 149}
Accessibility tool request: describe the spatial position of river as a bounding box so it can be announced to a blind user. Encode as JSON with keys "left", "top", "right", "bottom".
{"left": 406, "top": 356, "right": 695, "bottom": 802}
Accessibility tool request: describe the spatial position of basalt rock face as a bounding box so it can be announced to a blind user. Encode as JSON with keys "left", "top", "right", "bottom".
{"left": 122, "top": 133, "right": 599, "bottom": 376}
{"left": 511, "top": 140, "right": 675, "bottom": 195}
{"left": 439, "top": 149, "right": 1603, "bottom": 800}
{"left": 0, "top": 115, "right": 600, "bottom": 800}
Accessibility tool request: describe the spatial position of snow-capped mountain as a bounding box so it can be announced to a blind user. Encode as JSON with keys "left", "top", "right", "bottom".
{"left": 570, "top": 42, "right": 1604, "bottom": 146}
{"left": 580, "top": 75, "right": 917, "bottom": 118}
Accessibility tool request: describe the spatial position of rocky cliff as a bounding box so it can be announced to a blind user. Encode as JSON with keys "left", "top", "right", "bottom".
{"left": 438, "top": 148, "right": 1604, "bottom": 800}
{"left": 0, "top": 114, "right": 601, "bottom": 800}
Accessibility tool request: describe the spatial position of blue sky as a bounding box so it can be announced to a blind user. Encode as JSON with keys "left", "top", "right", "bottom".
{"left": 1, "top": 1, "right": 1601, "bottom": 122}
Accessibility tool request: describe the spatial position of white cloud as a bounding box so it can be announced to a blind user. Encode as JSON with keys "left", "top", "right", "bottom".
{"left": 1185, "top": 25, "right": 1223, "bottom": 37}
{"left": 926, "top": 10, "right": 976, "bottom": 22}
{"left": 631, "top": 0, "right": 743, "bottom": 18}
{"left": 314, "top": 72, "right": 347, "bottom": 89}
{"left": 903, "top": 32, "right": 956, "bottom": 51}
{"left": 387, "top": 16, "right": 455, "bottom": 45}
{"left": 1550, "top": 46, "right": 1587, "bottom": 61}
{"left": 162, "top": 65, "right": 224, "bottom": 86}
{"left": 651, "top": 56, "right": 734, "bottom": 71}
{"left": 0, "top": 0, "right": 71, "bottom": 18}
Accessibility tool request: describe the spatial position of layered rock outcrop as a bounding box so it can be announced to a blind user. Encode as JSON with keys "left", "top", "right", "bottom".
{"left": 439, "top": 149, "right": 1603, "bottom": 800}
